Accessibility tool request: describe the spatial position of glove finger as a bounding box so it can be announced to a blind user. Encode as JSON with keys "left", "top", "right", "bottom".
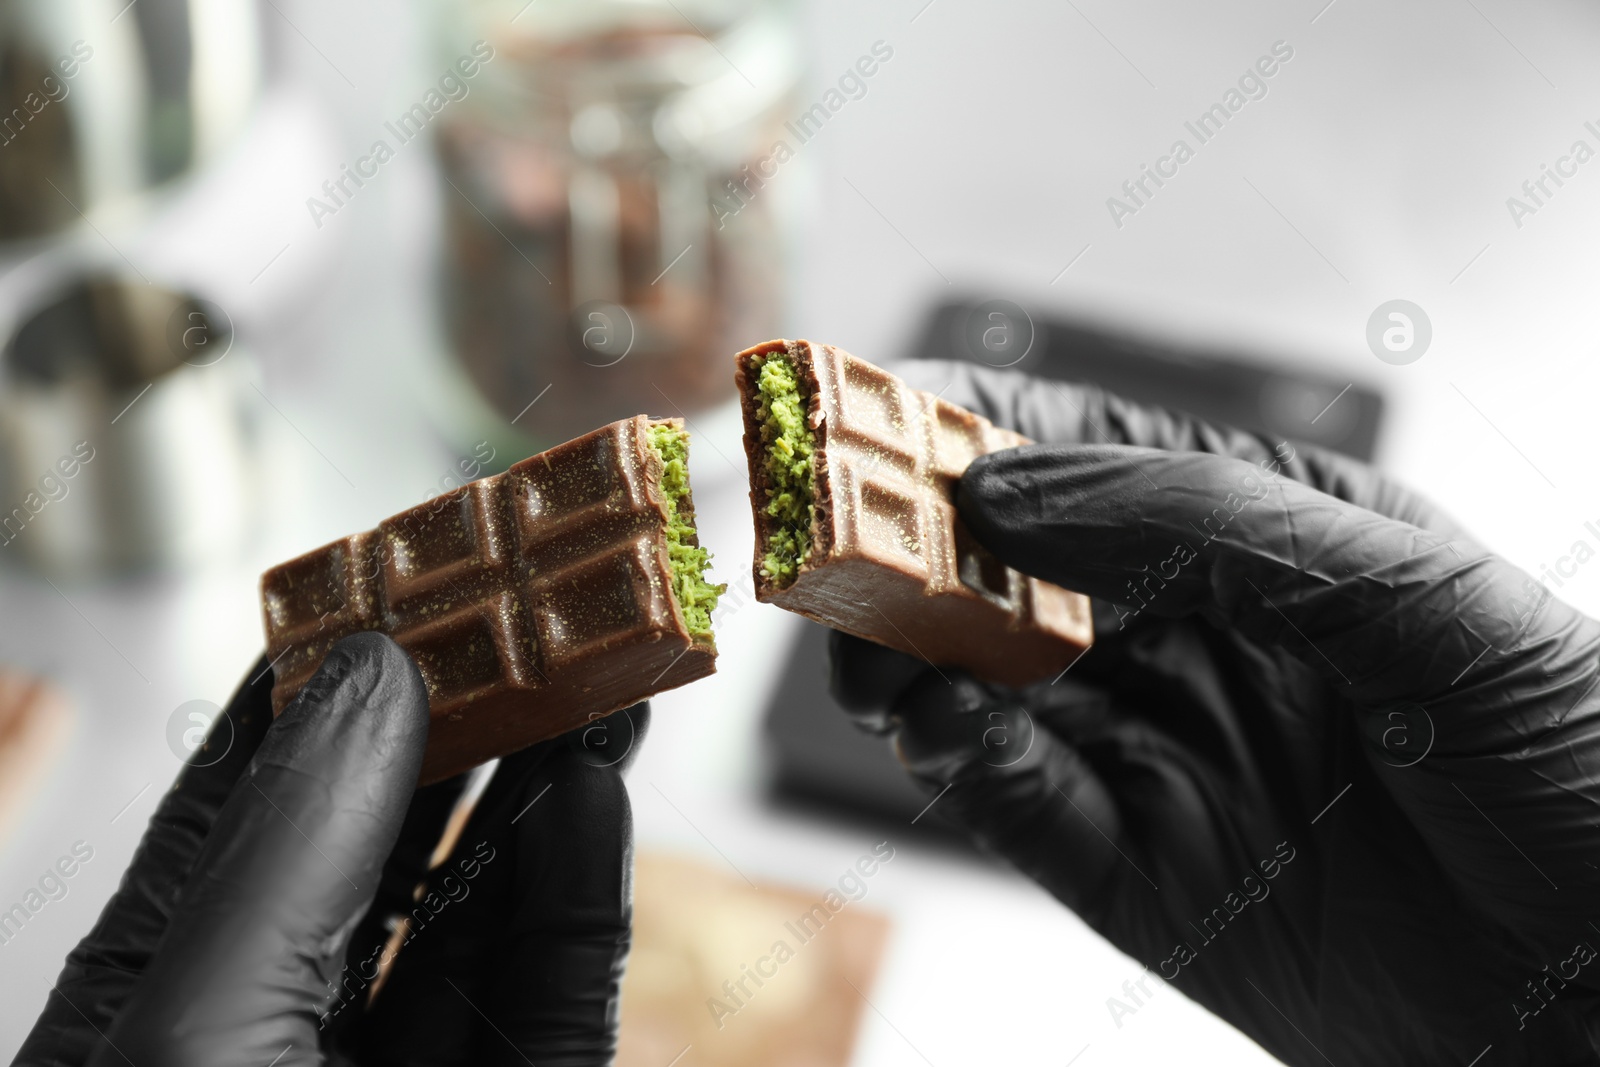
{"left": 962, "top": 442, "right": 1600, "bottom": 939}
{"left": 827, "top": 630, "right": 931, "bottom": 734}
{"left": 897, "top": 358, "right": 1471, "bottom": 539}
{"left": 351, "top": 708, "right": 636, "bottom": 1066}
{"left": 886, "top": 671, "right": 1155, "bottom": 925}
{"left": 337, "top": 697, "right": 645, "bottom": 1039}
{"left": 565, "top": 700, "right": 650, "bottom": 778}
{"left": 87, "top": 632, "right": 430, "bottom": 1067}
{"left": 17, "top": 656, "right": 275, "bottom": 1066}
{"left": 827, "top": 627, "right": 1297, "bottom": 955}
{"left": 318, "top": 772, "right": 471, "bottom": 1045}
{"left": 830, "top": 607, "right": 1132, "bottom": 744}
{"left": 480, "top": 740, "right": 631, "bottom": 1066}
{"left": 960, "top": 442, "right": 1591, "bottom": 705}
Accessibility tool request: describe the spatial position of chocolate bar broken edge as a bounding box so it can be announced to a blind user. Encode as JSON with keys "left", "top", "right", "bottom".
{"left": 648, "top": 419, "right": 722, "bottom": 648}
{"left": 260, "top": 414, "right": 717, "bottom": 784}
{"left": 734, "top": 339, "right": 835, "bottom": 599}
{"left": 734, "top": 339, "right": 1093, "bottom": 688}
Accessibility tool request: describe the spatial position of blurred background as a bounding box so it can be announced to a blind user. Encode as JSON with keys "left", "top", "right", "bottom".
{"left": 1, "top": 0, "right": 1598, "bottom": 1062}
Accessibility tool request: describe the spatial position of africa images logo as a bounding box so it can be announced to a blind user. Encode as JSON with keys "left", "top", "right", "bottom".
{"left": 1105, "top": 40, "right": 1295, "bottom": 229}
{"left": 165, "top": 700, "right": 231, "bottom": 766}
{"left": 1366, "top": 300, "right": 1431, "bottom": 365}
{"left": 704, "top": 843, "right": 896, "bottom": 1030}
{"left": 305, "top": 41, "right": 495, "bottom": 229}
{"left": 0, "top": 842, "right": 95, "bottom": 948}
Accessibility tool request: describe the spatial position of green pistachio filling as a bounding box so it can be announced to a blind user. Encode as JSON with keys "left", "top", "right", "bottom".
{"left": 647, "top": 423, "right": 723, "bottom": 641}
{"left": 750, "top": 351, "right": 815, "bottom": 587}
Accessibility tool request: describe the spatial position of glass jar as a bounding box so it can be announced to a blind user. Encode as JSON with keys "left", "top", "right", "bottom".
{"left": 435, "top": 0, "right": 799, "bottom": 448}
{"left": 0, "top": 0, "right": 259, "bottom": 242}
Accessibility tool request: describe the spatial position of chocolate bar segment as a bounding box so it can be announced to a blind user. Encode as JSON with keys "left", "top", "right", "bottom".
{"left": 736, "top": 340, "right": 1092, "bottom": 687}
{"left": 261, "top": 416, "right": 716, "bottom": 784}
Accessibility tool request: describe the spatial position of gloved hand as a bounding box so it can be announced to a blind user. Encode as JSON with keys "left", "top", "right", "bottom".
{"left": 832, "top": 360, "right": 1600, "bottom": 1066}
{"left": 15, "top": 632, "right": 641, "bottom": 1067}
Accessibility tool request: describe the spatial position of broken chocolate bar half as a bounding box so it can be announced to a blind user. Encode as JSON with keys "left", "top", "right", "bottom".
{"left": 260, "top": 415, "right": 721, "bottom": 783}
{"left": 735, "top": 340, "right": 1092, "bottom": 687}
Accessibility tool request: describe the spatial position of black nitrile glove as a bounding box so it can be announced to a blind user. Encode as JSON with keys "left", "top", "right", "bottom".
{"left": 15, "top": 632, "right": 641, "bottom": 1067}
{"left": 832, "top": 360, "right": 1600, "bottom": 1066}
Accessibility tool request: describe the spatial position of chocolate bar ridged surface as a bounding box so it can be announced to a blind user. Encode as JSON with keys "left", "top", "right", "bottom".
{"left": 261, "top": 415, "right": 714, "bottom": 783}
{"left": 736, "top": 340, "right": 1092, "bottom": 687}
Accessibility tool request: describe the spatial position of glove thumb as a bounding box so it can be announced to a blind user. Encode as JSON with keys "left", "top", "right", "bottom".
{"left": 88, "top": 633, "right": 429, "bottom": 1067}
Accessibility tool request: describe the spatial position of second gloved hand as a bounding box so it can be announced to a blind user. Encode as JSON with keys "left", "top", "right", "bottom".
{"left": 832, "top": 361, "right": 1600, "bottom": 1067}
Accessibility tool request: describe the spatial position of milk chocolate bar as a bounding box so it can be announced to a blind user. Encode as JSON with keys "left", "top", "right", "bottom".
{"left": 735, "top": 340, "right": 1092, "bottom": 687}
{"left": 261, "top": 416, "right": 720, "bottom": 783}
